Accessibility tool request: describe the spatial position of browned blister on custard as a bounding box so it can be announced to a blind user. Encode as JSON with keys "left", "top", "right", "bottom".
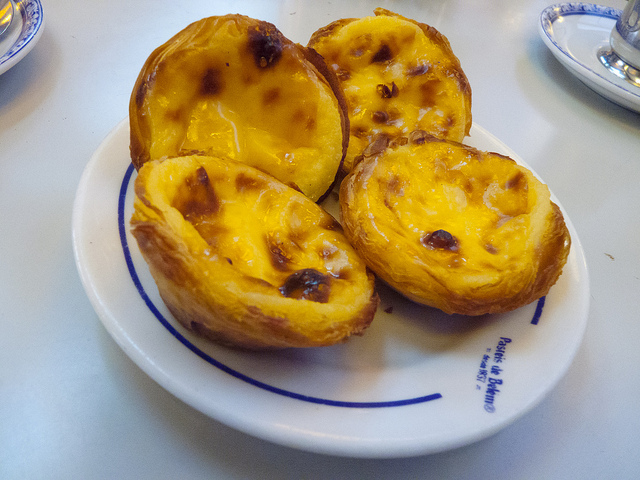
{"left": 130, "top": 14, "right": 349, "bottom": 201}
{"left": 131, "top": 155, "right": 378, "bottom": 349}
{"left": 309, "top": 8, "right": 472, "bottom": 173}
{"left": 339, "top": 136, "right": 570, "bottom": 316}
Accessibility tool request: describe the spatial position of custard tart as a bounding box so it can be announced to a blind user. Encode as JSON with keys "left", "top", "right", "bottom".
{"left": 131, "top": 155, "right": 378, "bottom": 349}
{"left": 339, "top": 135, "right": 570, "bottom": 316}
{"left": 130, "top": 14, "right": 348, "bottom": 201}
{"left": 308, "top": 8, "right": 472, "bottom": 174}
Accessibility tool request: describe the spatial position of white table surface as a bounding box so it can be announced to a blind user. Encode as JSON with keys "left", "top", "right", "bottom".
{"left": 1, "top": 0, "right": 639, "bottom": 478}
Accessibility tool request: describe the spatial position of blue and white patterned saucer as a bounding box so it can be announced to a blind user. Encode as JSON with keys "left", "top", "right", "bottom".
{"left": 0, "top": 0, "right": 44, "bottom": 76}
{"left": 539, "top": 3, "right": 640, "bottom": 113}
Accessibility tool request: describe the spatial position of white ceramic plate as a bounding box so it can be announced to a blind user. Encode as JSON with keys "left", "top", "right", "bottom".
{"left": 0, "top": 0, "right": 44, "bottom": 76}
{"left": 72, "top": 119, "right": 589, "bottom": 458}
{"left": 538, "top": 2, "right": 640, "bottom": 113}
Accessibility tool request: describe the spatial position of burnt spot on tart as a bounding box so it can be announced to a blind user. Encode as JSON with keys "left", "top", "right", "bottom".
{"left": 201, "top": 68, "right": 224, "bottom": 96}
{"left": 484, "top": 243, "right": 499, "bottom": 255}
{"left": 372, "top": 111, "right": 389, "bottom": 124}
{"left": 350, "top": 126, "right": 369, "bottom": 139}
{"left": 444, "top": 115, "right": 456, "bottom": 129}
{"left": 377, "top": 82, "right": 399, "bottom": 98}
{"left": 371, "top": 43, "right": 393, "bottom": 63}
{"left": 421, "top": 229, "right": 459, "bottom": 252}
{"left": 266, "top": 237, "right": 292, "bottom": 272}
{"left": 165, "top": 108, "right": 185, "bottom": 123}
{"left": 173, "top": 167, "right": 221, "bottom": 220}
{"left": 306, "top": 116, "right": 317, "bottom": 131}
{"left": 171, "top": 167, "right": 229, "bottom": 246}
{"left": 262, "top": 87, "right": 281, "bottom": 105}
{"left": 135, "top": 78, "right": 150, "bottom": 109}
{"left": 279, "top": 268, "right": 331, "bottom": 303}
{"left": 235, "top": 172, "right": 268, "bottom": 192}
{"left": 398, "top": 30, "right": 418, "bottom": 47}
{"left": 291, "top": 109, "right": 318, "bottom": 132}
{"left": 505, "top": 171, "right": 526, "bottom": 191}
{"left": 419, "top": 79, "right": 443, "bottom": 108}
{"left": 247, "top": 24, "right": 284, "bottom": 68}
{"left": 407, "top": 64, "right": 429, "bottom": 77}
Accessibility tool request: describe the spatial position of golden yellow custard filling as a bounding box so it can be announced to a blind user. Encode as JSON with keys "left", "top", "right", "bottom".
{"left": 131, "top": 155, "right": 377, "bottom": 349}
{"left": 340, "top": 137, "right": 570, "bottom": 315}
{"left": 309, "top": 8, "right": 472, "bottom": 173}
{"left": 130, "top": 14, "right": 347, "bottom": 201}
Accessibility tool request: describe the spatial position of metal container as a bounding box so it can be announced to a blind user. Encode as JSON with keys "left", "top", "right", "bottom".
{"left": 611, "top": 0, "right": 640, "bottom": 68}
{"left": 598, "top": 0, "right": 640, "bottom": 86}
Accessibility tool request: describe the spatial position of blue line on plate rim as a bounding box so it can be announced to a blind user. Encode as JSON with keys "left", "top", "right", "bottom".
{"left": 0, "top": 0, "right": 44, "bottom": 64}
{"left": 117, "top": 162, "right": 545, "bottom": 408}
{"left": 541, "top": 2, "right": 620, "bottom": 25}
{"left": 117, "top": 163, "right": 442, "bottom": 408}
{"left": 531, "top": 296, "right": 546, "bottom": 325}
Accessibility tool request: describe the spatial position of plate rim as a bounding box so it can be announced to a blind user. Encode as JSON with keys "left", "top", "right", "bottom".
{"left": 72, "top": 118, "right": 591, "bottom": 458}
{"left": 0, "top": 0, "right": 45, "bottom": 76}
